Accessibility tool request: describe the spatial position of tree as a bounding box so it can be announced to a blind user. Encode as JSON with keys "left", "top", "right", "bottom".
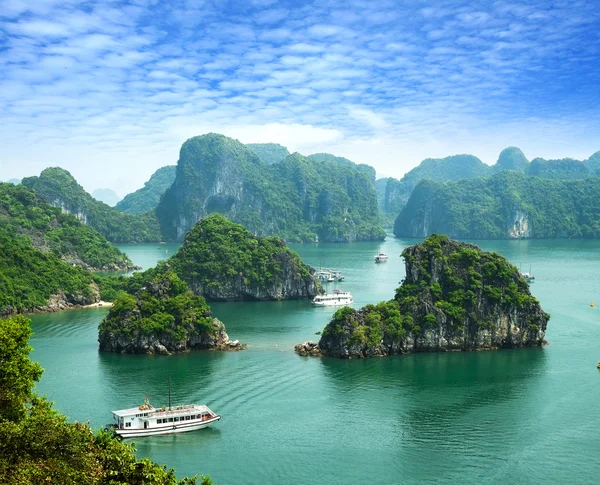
{"left": 0, "top": 315, "right": 42, "bottom": 422}
{"left": 0, "top": 315, "right": 208, "bottom": 484}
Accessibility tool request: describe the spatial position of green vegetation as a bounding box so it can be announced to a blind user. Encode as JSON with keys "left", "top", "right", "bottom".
{"left": 320, "top": 235, "right": 547, "bottom": 353}
{"left": 99, "top": 264, "right": 217, "bottom": 349}
{"left": 0, "top": 227, "right": 97, "bottom": 314}
{"left": 394, "top": 171, "right": 600, "bottom": 239}
{"left": 493, "top": 147, "right": 529, "bottom": 172}
{"left": 307, "top": 153, "right": 376, "bottom": 182}
{"left": 157, "top": 134, "right": 384, "bottom": 242}
{"left": 377, "top": 154, "right": 491, "bottom": 220}
{"left": 0, "top": 314, "right": 209, "bottom": 484}
{"left": 527, "top": 158, "right": 588, "bottom": 179}
{"left": 170, "top": 214, "right": 312, "bottom": 292}
{"left": 246, "top": 143, "right": 290, "bottom": 165}
{"left": 0, "top": 183, "right": 134, "bottom": 270}
{"left": 116, "top": 166, "right": 177, "bottom": 215}
{"left": 22, "top": 167, "right": 162, "bottom": 243}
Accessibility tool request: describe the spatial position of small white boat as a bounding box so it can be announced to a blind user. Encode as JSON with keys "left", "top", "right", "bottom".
{"left": 374, "top": 252, "right": 388, "bottom": 263}
{"left": 315, "top": 270, "right": 334, "bottom": 282}
{"left": 520, "top": 264, "right": 535, "bottom": 282}
{"left": 312, "top": 290, "right": 353, "bottom": 306}
{"left": 521, "top": 272, "right": 535, "bottom": 282}
{"left": 107, "top": 395, "right": 220, "bottom": 438}
{"left": 329, "top": 270, "right": 344, "bottom": 281}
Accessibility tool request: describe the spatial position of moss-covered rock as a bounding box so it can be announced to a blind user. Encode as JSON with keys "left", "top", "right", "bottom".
{"left": 301, "top": 235, "right": 549, "bottom": 359}
{"left": 98, "top": 266, "right": 244, "bottom": 354}
{"left": 169, "top": 214, "right": 322, "bottom": 301}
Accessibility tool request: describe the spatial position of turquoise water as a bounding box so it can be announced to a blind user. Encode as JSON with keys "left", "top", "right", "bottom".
{"left": 29, "top": 238, "right": 600, "bottom": 484}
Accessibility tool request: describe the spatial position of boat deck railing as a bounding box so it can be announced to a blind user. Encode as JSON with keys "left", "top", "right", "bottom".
{"left": 147, "top": 404, "right": 210, "bottom": 418}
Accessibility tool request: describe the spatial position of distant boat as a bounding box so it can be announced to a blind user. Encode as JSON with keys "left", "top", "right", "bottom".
{"left": 314, "top": 270, "right": 334, "bottom": 282}
{"left": 312, "top": 290, "right": 353, "bottom": 306}
{"left": 106, "top": 380, "right": 220, "bottom": 438}
{"left": 374, "top": 251, "right": 388, "bottom": 263}
{"left": 520, "top": 264, "right": 535, "bottom": 282}
{"left": 329, "top": 269, "right": 344, "bottom": 281}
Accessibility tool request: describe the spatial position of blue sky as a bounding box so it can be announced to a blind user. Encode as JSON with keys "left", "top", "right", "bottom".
{"left": 1, "top": 0, "right": 599, "bottom": 195}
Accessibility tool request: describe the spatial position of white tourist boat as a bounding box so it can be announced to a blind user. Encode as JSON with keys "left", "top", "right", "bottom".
{"left": 107, "top": 396, "right": 220, "bottom": 438}
{"left": 374, "top": 252, "right": 388, "bottom": 263}
{"left": 312, "top": 290, "right": 353, "bottom": 306}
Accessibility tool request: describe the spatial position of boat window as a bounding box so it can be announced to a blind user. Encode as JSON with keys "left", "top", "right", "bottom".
{"left": 174, "top": 417, "right": 180, "bottom": 422}
{"left": 168, "top": 418, "right": 174, "bottom": 423}
{"left": 185, "top": 416, "right": 190, "bottom": 420}
{"left": 125, "top": 422, "right": 131, "bottom": 427}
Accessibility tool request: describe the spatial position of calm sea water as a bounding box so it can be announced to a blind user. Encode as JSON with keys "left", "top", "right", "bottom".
{"left": 29, "top": 237, "right": 600, "bottom": 484}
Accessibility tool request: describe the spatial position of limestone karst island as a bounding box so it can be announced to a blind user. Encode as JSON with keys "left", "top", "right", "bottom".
{"left": 295, "top": 235, "right": 549, "bottom": 358}
{"left": 3, "top": 0, "right": 600, "bottom": 483}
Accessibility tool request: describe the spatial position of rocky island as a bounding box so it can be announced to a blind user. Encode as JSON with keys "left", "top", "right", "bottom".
{"left": 98, "top": 265, "right": 245, "bottom": 354}
{"left": 296, "top": 234, "right": 549, "bottom": 359}
{"left": 169, "top": 214, "right": 322, "bottom": 301}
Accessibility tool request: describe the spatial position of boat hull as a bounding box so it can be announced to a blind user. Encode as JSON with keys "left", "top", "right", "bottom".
{"left": 312, "top": 300, "right": 353, "bottom": 306}
{"left": 114, "top": 415, "right": 220, "bottom": 438}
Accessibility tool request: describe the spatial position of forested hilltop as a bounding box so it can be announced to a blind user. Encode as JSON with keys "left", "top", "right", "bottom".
{"left": 169, "top": 214, "right": 321, "bottom": 300}
{"left": 22, "top": 168, "right": 162, "bottom": 243}
{"left": 156, "top": 133, "right": 385, "bottom": 242}
{"left": 379, "top": 147, "right": 600, "bottom": 221}
{"left": 394, "top": 171, "right": 600, "bottom": 239}
{"left": 116, "top": 165, "right": 176, "bottom": 215}
{"left": 0, "top": 183, "right": 134, "bottom": 271}
{"left": 246, "top": 143, "right": 290, "bottom": 165}
{"left": 0, "top": 314, "right": 208, "bottom": 483}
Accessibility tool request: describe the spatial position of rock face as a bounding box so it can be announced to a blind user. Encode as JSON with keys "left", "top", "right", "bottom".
{"left": 170, "top": 214, "right": 322, "bottom": 301}
{"left": 4, "top": 286, "right": 100, "bottom": 316}
{"left": 98, "top": 269, "right": 245, "bottom": 354}
{"left": 394, "top": 171, "right": 600, "bottom": 239}
{"left": 298, "top": 235, "right": 549, "bottom": 359}
{"left": 156, "top": 133, "right": 385, "bottom": 242}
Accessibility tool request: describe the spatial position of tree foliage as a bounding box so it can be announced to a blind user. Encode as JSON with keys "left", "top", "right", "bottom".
{"left": 98, "top": 265, "right": 216, "bottom": 348}
{"left": 0, "top": 315, "right": 205, "bottom": 484}
{"left": 0, "top": 182, "right": 133, "bottom": 270}
{"left": 22, "top": 168, "right": 162, "bottom": 243}
{"left": 246, "top": 143, "right": 290, "bottom": 165}
{"left": 116, "top": 166, "right": 177, "bottom": 215}
{"left": 394, "top": 171, "right": 600, "bottom": 239}
{"left": 0, "top": 227, "right": 96, "bottom": 314}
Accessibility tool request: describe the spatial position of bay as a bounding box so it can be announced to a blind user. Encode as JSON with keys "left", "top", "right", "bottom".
{"left": 28, "top": 237, "right": 600, "bottom": 484}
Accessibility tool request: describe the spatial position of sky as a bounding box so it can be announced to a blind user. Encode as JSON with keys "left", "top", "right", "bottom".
{"left": 1, "top": 0, "right": 599, "bottom": 195}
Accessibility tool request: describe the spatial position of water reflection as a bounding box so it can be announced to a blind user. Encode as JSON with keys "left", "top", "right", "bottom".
{"left": 97, "top": 351, "right": 225, "bottom": 408}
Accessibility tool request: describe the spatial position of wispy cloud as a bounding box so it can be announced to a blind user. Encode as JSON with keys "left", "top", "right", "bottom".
{"left": 1, "top": 0, "right": 599, "bottom": 193}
